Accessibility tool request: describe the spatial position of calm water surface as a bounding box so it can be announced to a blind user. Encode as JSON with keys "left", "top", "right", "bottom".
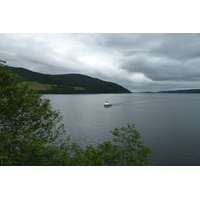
{"left": 44, "top": 93, "right": 200, "bottom": 166}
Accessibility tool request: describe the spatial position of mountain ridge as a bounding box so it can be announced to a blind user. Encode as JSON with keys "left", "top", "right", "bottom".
{"left": 9, "top": 66, "right": 131, "bottom": 94}
{"left": 157, "top": 89, "right": 200, "bottom": 93}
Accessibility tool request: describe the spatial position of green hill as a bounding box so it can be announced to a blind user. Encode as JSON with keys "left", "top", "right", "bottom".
{"left": 9, "top": 67, "right": 131, "bottom": 94}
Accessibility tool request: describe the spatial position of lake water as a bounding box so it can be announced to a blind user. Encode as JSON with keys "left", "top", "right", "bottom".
{"left": 44, "top": 93, "right": 200, "bottom": 166}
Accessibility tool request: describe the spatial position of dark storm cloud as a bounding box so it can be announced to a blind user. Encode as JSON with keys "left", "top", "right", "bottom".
{"left": 116, "top": 33, "right": 200, "bottom": 82}
{"left": 1, "top": 33, "right": 200, "bottom": 92}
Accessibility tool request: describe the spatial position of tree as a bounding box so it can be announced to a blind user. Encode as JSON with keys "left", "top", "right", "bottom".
{"left": 67, "top": 124, "right": 155, "bottom": 166}
{"left": 110, "top": 124, "right": 154, "bottom": 165}
{"left": 0, "top": 60, "right": 68, "bottom": 165}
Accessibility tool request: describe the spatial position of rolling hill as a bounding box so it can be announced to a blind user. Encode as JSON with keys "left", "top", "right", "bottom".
{"left": 9, "top": 67, "right": 131, "bottom": 94}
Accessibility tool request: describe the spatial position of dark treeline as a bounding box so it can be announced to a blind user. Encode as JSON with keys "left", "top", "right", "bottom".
{"left": 157, "top": 89, "right": 200, "bottom": 93}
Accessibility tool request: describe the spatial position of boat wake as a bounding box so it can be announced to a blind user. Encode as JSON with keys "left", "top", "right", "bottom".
{"left": 112, "top": 98, "right": 155, "bottom": 106}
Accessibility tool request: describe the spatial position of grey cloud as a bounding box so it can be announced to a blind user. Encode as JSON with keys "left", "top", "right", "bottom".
{"left": 151, "top": 33, "right": 200, "bottom": 61}
{"left": 122, "top": 56, "right": 200, "bottom": 82}
{"left": 119, "top": 33, "right": 200, "bottom": 82}
{"left": 95, "top": 33, "right": 163, "bottom": 50}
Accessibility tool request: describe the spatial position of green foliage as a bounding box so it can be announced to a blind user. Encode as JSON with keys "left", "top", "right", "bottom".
{"left": 67, "top": 124, "right": 155, "bottom": 166}
{"left": 0, "top": 60, "right": 68, "bottom": 165}
{"left": 0, "top": 60, "right": 155, "bottom": 166}
{"left": 110, "top": 124, "right": 154, "bottom": 165}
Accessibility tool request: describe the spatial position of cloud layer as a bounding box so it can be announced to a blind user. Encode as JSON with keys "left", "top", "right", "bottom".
{"left": 1, "top": 33, "right": 200, "bottom": 92}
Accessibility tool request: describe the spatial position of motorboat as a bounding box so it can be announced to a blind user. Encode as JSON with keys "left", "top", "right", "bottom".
{"left": 104, "top": 101, "right": 112, "bottom": 107}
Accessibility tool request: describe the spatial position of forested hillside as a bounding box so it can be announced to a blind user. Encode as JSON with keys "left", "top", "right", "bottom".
{"left": 10, "top": 67, "right": 131, "bottom": 94}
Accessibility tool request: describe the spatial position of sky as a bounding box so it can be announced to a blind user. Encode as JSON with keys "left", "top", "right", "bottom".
{"left": 1, "top": 33, "right": 200, "bottom": 92}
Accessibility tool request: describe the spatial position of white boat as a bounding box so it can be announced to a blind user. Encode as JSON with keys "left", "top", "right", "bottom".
{"left": 104, "top": 101, "right": 112, "bottom": 107}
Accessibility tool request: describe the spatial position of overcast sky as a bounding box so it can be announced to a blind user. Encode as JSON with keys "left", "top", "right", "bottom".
{"left": 1, "top": 33, "right": 200, "bottom": 92}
